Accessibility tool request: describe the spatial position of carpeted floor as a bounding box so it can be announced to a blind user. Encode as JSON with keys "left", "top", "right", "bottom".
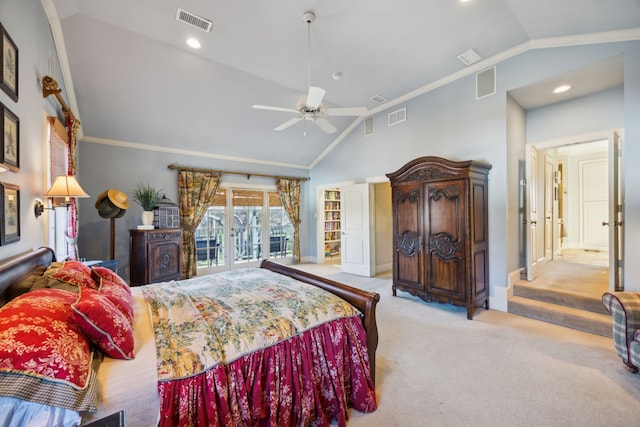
{"left": 294, "top": 263, "right": 640, "bottom": 427}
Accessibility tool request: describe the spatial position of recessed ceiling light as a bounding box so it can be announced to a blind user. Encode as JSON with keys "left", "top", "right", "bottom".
{"left": 553, "top": 84, "right": 571, "bottom": 94}
{"left": 187, "top": 38, "right": 201, "bottom": 49}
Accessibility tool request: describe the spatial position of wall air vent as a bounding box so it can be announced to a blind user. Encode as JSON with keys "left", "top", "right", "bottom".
{"left": 476, "top": 66, "right": 496, "bottom": 99}
{"left": 176, "top": 8, "right": 213, "bottom": 32}
{"left": 388, "top": 107, "right": 406, "bottom": 127}
{"left": 370, "top": 94, "right": 388, "bottom": 104}
{"left": 364, "top": 116, "right": 374, "bottom": 137}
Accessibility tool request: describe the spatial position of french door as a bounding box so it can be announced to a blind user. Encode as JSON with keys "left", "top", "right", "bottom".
{"left": 195, "top": 187, "right": 293, "bottom": 274}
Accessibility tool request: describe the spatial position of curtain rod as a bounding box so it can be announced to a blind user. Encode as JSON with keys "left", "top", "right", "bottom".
{"left": 42, "top": 75, "right": 72, "bottom": 115}
{"left": 167, "top": 164, "right": 309, "bottom": 182}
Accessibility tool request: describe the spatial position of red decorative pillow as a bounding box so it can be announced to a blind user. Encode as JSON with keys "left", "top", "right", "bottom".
{"left": 62, "top": 260, "right": 92, "bottom": 277}
{"left": 0, "top": 289, "right": 93, "bottom": 388}
{"left": 99, "top": 278, "right": 134, "bottom": 324}
{"left": 71, "top": 287, "right": 134, "bottom": 360}
{"left": 50, "top": 268, "right": 99, "bottom": 290}
{"left": 92, "top": 266, "right": 129, "bottom": 291}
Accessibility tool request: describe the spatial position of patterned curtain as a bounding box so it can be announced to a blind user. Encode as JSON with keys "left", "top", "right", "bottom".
{"left": 178, "top": 170, "right": 222, "bottom": 278}
{"left": 276, "top": 178, "right": 301, "bottom": 264}
{"left": 65, "top": 112, "right": 81, "bottom": 260}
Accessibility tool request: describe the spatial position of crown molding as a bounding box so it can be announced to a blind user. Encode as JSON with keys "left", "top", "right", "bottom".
{"left": 81, "top": 135, "right": 311, "bottom": 171}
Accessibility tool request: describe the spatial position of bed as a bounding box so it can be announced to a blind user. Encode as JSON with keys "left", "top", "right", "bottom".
{"left": 0, "top": 247, "right": 379, "bottom": 426}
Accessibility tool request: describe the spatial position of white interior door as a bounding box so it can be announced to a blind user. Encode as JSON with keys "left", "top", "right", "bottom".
{"left": 340, "top": 183, "right": 374, "bottom": 277}
{"left": 544, "top": 153, "right": 555, "bottom": 261}
{"left": 525, "top": 145, "right": 540, "bottom": 281}
{"left": 609, "top": 131, "right": 623, "bottom": 291}
{"left": 580, "top": 159, "right": 608, "bottom": 250}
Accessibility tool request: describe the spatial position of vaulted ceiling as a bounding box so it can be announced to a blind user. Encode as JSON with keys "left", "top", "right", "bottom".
{"left": 48, "top": 0, "right": 640, "bottom": 168}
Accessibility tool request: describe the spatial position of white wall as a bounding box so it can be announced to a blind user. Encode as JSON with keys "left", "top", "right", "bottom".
{"left": 0, "top": 0, "right": 66, "bottom": 260}
{"left": 623, "top": 44, "right": 640, "bottom": 291}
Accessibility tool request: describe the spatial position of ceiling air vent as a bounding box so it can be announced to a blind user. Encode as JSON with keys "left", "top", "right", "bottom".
{"left": 370, "top": 94, "right": 388, "bottom": 104}
{"left": 457, "top": 49, "right": 482, "bottom": 66}
{"left": 388, "top": 107, "right": 406, "bottom": 127}
{"left": 176, "top": 8, "right": 213, "bottom": 32}
{"left": 364, "top": 116, "right": 374, "bottom": 137}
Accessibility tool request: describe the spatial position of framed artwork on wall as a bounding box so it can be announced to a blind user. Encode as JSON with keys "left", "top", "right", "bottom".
{"left": 1, "top": 182, "right": 20, "bottom": 245}
{"left": 0, "top": 23, "right": 18, "bottom": 102}
{"left": 1, "top": 102, "right": 18, "bottom": 172}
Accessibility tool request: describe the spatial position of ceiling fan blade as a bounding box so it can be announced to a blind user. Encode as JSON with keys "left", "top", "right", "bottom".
{"left": 325, "top": 107, "right": 368, "bottom": 116}
{"left": 314, "top": 117, "right": 337, "bottom": 134}
{"left": 253, "top": 104, "right": 299, "bottom": 114}
{"left": 274, "top": 116, "right": 303, "bottom": 131}
{"left": 306, "top": 86, "right": 326, "bottom": 109}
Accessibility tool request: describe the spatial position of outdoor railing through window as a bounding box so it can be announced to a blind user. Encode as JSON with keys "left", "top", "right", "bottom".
{"left": 195, "top": 189, "right": 294, "bottom": 268}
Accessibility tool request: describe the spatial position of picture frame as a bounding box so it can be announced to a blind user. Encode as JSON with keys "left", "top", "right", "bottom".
{"left": 0, "top": 102, "right": 18, "bottom": 172}
{"left": 0, "top": 182, "right": 20, "bottom": 245}
{"left": 0, "top": 23, "right": 18, "bottom": 102}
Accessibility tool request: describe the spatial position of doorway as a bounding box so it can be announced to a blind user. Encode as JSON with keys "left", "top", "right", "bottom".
{"left": 316, "top": 181, "right": 393, "bottom": 276}
{"left": 525, "top": 135, "right": 620, "bottom": 297}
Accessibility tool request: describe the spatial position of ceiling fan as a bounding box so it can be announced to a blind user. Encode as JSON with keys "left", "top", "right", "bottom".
{"left": 252, "top": 11, "right": 368, "bottom": 134}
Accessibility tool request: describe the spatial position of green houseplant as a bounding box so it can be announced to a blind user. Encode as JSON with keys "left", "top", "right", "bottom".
{"left": 132, "top": 183, "right": 162, "bottom": 226}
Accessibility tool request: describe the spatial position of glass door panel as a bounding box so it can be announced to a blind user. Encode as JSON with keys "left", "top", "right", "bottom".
{"left": 268, "top": 191, "right": 293, "bottom": 258}
{"left": 231, "top": 189, "right": 263, "bottom": 266}
{"left": 195, "top": 189, "right": 226, "bottom": 274}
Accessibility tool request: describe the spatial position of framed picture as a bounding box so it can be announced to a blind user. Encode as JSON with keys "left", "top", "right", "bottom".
{"left": 1, "top": 102, "right": 18, "bottom": 172}
{"left": 0, "top": 24, "right": 18, "bottom": 102}
{"left": 0, "top": 182, "right": 20, "bottom": 245}
{"left": 0, "top": 23, "right": 18, "bottom": 102}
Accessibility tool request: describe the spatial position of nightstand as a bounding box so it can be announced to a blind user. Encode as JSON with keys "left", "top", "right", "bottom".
{"left": 129, "top": 228, "right": 182, "bottom": 285}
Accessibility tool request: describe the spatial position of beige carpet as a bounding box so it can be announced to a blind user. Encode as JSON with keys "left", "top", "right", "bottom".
{"left": 294, "top": 263, "right": 639, "bottom": 427}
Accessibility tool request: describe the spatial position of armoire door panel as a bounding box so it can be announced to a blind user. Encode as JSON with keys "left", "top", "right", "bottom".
{"left": 393, "top": 186, "right": 424, "bottom": 290}
{"left": 429, "top": 257, "right": 464, "bottom": 297}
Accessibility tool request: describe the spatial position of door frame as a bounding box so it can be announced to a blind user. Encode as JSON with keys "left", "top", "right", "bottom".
{"left": 316, "top": 181, "right": 355, "bottom": 264}
{"left": 525, "top": 129, "right": 624, "bottom": 290}
{"left": 198, "top": 182, "right": 293, "bottom": 275}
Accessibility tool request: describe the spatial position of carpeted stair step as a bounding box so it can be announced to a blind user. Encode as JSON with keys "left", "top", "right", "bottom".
{"left": 508, "top": 295, "right": 612, "bottom": 338}
{"left": 513, "top": 282, "right": 608, "bottom": 315}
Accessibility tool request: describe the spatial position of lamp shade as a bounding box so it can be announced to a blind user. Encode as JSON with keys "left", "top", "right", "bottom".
{"left": 45, "top": 175, "right": 89, "bottom": 198}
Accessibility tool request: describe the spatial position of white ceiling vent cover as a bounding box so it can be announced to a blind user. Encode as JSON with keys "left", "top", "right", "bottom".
{"left": 458, "top": 49, "right": 482, "bottom": 66}
{"left": 388, "top": 107, "right": 406, "bottom": 127}
{"left": 370, "top": 95, "right": 388, "bottom": 104}
{"left": 476, "top": 67, "right": 496, "bottom": 99}
{"left": 364, "top": 116, "right": 374, "bottom": 137}
{"left": 176, "top": 8, "right": 213, "bottom": 32}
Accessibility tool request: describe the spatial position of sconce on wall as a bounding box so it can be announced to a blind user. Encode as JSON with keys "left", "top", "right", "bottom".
{"left": 34, "top": 175, "right": 90, "bottom": 217}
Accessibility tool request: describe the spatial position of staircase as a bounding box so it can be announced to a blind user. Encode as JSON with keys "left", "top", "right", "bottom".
{"left": 509, "top": 280, "right": 612, "bottom": 338}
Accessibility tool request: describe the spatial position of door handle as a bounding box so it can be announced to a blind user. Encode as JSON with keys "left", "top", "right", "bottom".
{"left": 530, "top": 220, "right": 537, "bottom": 225}
{"left": 602, "top": 221, "right": 609, "bottom": 226}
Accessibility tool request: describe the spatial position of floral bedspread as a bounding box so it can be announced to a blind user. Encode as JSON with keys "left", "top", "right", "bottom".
{"left": 141, "top": 268, "right": 359, "bottom": 380}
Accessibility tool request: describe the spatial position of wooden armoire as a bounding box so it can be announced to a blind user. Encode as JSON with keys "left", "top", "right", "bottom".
{"left": 386, "top": 156, "right": 491, "bottom": 319}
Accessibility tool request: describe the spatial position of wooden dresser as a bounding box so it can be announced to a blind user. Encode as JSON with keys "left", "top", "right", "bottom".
{"left": 386, "top": 156, "right": 491, "bottom": 319}
{"left": 129, "top": 228, "right": 182, "bottom": 286}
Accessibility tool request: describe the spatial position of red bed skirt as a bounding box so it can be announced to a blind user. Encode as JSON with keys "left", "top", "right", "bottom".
{"left": 157, "top": 316, "right": 377, "bottom": 426}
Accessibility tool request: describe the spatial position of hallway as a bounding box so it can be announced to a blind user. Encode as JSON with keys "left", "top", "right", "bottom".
{"left": 531, "top": 249, "right": 609, "bottom": 298}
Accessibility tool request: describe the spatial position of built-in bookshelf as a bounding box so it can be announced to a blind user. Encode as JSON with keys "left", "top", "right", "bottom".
{"left": 323, "top": 189, "right": 341, "bottom": 259}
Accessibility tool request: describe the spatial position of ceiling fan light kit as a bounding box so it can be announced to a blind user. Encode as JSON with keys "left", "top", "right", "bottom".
{"left": 252, "top": 11, "right": 367, "bottom": 134}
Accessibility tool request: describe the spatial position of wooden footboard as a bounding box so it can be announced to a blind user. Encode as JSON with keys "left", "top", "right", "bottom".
{"left": 260, "top": 259, "right": 380, "bottom": 384}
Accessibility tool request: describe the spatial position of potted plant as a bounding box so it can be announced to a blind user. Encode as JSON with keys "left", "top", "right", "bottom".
{"left": 132, "top": 183, "right": 162, "bottom": 226}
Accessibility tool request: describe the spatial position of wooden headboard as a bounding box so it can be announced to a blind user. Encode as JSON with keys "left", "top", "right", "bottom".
{"left": 0, "top": 247, "right": 56, "bottom": 306}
